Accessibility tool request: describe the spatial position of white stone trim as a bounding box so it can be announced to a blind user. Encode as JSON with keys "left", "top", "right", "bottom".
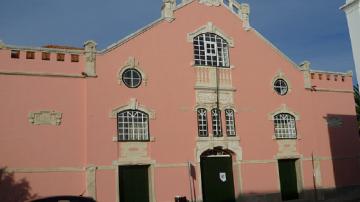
{"left": 0, "top": 70, "right": 92, "bottom": 78}
{"left": 161, "top": 0, "right": 176, "bottom": 22}
{"left": 195, "top": 136, "right": 242, "bottom": 162}
{"left": 268, "top": 104, "right": 300, "bottom": 121}
{"left": 187, "top": 22, "right": 234, "bottom": 47}
{"left": 113, "top": 159, "right": 156, "bottom": 202}
{"left": 198, "top": 0, "right": 221, "bottom": 7}
{"left": 28, "top": 110, "right": 62, "bottom": 126}
{"left": 1, "top": 43, "right": 84, "bottom": 54}
{"left": 118, "top": 57, "right": 147, "bottom": 86}
{"left": 86, "top": 165, "right": 97, "bottom": 199}
{"left": 271, "top": 69, "right": 292, "bottom": 94}
{"left": 110, "top": 98, "right": 155, "bottom": 119}
{"left": 84, "top": 40, "right": 97, "bottom": 76}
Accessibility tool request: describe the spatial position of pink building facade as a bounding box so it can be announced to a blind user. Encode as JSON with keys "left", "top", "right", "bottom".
{"left": 1, "top": 0, "right": 360, "bottom": 201}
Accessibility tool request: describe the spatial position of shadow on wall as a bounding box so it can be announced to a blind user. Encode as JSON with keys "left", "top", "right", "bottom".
{"left": 233, "top": 186, "right": 360, "bottom": 202}
{"left": 0, "top": 167, "right": 38, "bottom": 202}
{"left": 326, "top": 114, "right": 360, "bottom": 188}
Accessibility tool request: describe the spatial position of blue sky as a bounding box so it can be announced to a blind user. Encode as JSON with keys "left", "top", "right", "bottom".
{"left": 0, "top": 0, "right": 355, "bottom": 76}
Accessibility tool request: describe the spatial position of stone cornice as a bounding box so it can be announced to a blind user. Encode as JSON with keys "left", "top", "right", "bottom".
{"left": 1, "top": 44, "right": 84, "bottom": 54}
{"left": 0, "top": 70, "right": 96, "bottom": 78}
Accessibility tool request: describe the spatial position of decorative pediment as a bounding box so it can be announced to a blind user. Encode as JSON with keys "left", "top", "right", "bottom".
{"left": 187, "top": 22, "right": 234, "bottom": 47}
{"left": 28, "top": 110, "right": 62, "bottom": 126}
{"left": 268, "top": 104, "right": 300, "bottom": 120}
{"left": 110, "top": 98, "right": 155, "bottom": 119}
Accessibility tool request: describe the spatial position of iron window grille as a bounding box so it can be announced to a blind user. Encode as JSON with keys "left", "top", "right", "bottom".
{"left": 197, "top": 108, "right": 208, "bottom": 137}
{"left": 117, "top": 110, "right": 149, "bottom": 141}
{"left": 211, "top": 108, "right": 222, "bottom": 137}
{"left": 122, "top": 68, "right": 142, "bottom": 88}
{"left": 274, "top": 113, "right": 297, "bottom": 139}
{"left": 225, "top": 109, "right": 236, "bottom": 136}
{"left": 193, "top": 33, "right": 229, "bottom": 67}
{"left": 274, "top": 79, "right": 288, "bottom": 95}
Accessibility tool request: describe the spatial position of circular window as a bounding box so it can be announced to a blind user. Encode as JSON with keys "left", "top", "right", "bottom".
{"left": 122, "top": 69, "right": 142, "bottom": 88}
{"left": 274, "top": 79, "right": 288, "bottom": 95}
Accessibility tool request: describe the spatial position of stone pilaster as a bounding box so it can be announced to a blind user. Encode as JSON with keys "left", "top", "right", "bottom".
{"left": 240, "top": 4, "right": 251, "bottom": 30}
{"left": 161, "top": 0, "right": 176, "bottom": 22}
{"left": 86, "top": 165, "right": 97, "bottom": 199}
{"left": 84, "top": 40, "right": 97, "bottom": 77}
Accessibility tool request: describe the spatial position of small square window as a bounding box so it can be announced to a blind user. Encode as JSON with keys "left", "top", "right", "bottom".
{"left": 57, "top": 53, "right": 65, "bottom": 61}
{"left": 71, "top": 54, "right": 79, "bottom": 62}
{"left": 11, "top": 50, "right": 20, "bottom": 59}
{"left": 42, "top": 52, "right": 50, "bottom": 60}
{"left": 26, "top": 51, "right": 35, "bottom": 59}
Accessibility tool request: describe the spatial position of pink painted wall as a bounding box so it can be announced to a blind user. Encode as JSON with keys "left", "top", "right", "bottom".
{"left": 0, "top": 1, "right": 359, "bottom": 201}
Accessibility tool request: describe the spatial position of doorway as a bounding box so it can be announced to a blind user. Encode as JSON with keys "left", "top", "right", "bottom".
{"left": 200, "top": 152, "right": 235, "bottom": 202}
{"left": 119, "top": 165, "right": 150, "bottom": 202}
{"left": 278, "top": 159, "right": 299, "bottom": 201}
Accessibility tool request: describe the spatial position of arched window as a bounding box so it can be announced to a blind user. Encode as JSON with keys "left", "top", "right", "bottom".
{"left": 117, "top": 110, "right": 149, "bottom": 141}
{"left": 193, "top": 33, "right": 229, "bottom": 67}
{"left": 225, "top": 109, "right": 236, "bottom": 136}
{"left": 211, "top": 108, "right": 222, "bottom": 137}
{"left": 274, "top": 113, "right": 297, "bottom": 139}
{"left": 197, "top": 108, "right": 208, "bottom": 137}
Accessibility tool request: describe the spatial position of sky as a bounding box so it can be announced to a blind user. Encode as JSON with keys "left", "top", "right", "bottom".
{"left": 0, "top": 0, "right": 355, "bottom": 77}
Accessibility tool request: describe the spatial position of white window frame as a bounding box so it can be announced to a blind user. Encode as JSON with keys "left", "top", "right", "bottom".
{"left": 273, "top": 78, "right": 288, "bottom": 95}
{"left": 211, "top": 108, "right": 222, "bottom": 137}
{"left": 225, "top": 109, "right": 236, "bottom": 136}
{"left": 122, "top": 68, "right": 142, "bottom": 88}
{"left": 197, "top": 108, "right": 208, "bottom": 137}
{"left": 274, "top": 113, "right": 297, "bottom": 139}
{"left": 193, "top": 33, "right": 229, "bottom": 67}
{"left": 117, "top": 110, "right": 149, "bottom": 141}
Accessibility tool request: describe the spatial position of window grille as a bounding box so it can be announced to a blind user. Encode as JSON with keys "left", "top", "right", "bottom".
{"left": 211, "top": 108, "right": 222, "bottom": 137}
{"left": 225, "top": 109, "right": 236, "bottom": 136}
{"left": 197, "top": 108, "right": 208, "bottom": 137}
{"left": 122, "top": 68, "right": 142, "bottom": 88}
{"left": 193, "top": 33, "right": 229, "bottom": 67}
{"left": 274, "top": 113, "right": 297, "bottom": 139}
{"left": 117, "top": 110, "right": 149, "bottom": 141}
{"left": 274, "top": 79, "right": 288, "bottom": 95}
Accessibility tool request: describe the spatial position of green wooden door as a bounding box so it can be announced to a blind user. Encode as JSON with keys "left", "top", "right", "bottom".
{"left": 200, "top": 156, "right": 235, "bottom": 202}
{"left": 278, "top": 159, "right": 299, "bottom": 201}
{"left": 119, "top": 165, "right": 149, "bottom": 202}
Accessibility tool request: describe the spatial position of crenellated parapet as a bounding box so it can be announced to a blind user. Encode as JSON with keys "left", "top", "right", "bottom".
{"left": 0, "top": 40, "right": 97, "bottom": 78}
{"left": 300, "top": 61, "right": 353, "bottom": 93}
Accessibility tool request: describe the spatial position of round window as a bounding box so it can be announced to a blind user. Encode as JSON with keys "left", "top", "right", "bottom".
{"left": 122, "top": 69, "right": 142, "bottom": 88}
{"left": 274, "top": 79, "right": 288, "bottom": 95}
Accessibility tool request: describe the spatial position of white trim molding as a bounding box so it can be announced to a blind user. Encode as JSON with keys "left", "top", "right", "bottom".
{"left": 113, "top": 159, "right": 156, "bottom": 202}
{"left": 199, "top": 0, "right": 221, "bottom": 7}
{"left": 118, "top": 57, "right": 147, "bottom": 86}
{"left": 271, "top": 69, "right": 292, "bottom": 94}
{"left": 110, "top": 98, "right": 155, "bottom": 119}
{"left": 268, "top": 104, "right": 300, "bottom": 121}
{"left": 187, "top": 22, "right": 234, "bottom": 47}
{"left": 28, "top": 110, "right": 62, "bottom": 126}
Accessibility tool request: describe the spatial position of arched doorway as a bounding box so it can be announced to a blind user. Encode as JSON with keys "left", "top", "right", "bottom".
{"left": 200, "top": 148, "right": 236, "bottom": 202}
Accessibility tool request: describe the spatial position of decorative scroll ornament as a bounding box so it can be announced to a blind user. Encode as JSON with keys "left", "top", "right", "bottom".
{"left": 199, "top": 0, "right": 221, "bottom": 6}
{"left": 28, "top": 110, "right": 62, "bottom": 126}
